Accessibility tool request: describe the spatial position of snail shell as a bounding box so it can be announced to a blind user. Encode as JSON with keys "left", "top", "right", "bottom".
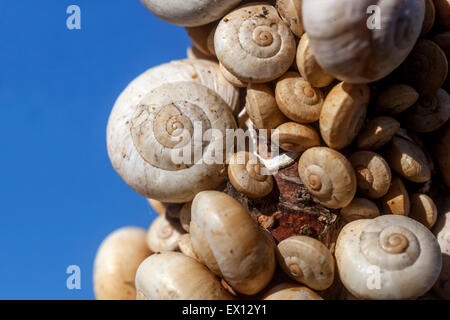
{"left": 263, "top": 283, "right": 323, "bottom": 300}
{"left": 190, "top": 191, "right": 276, "bottom": 295}
{"left": 405, "top": 88, "right": 450, "bottom": 133}
{"left": 336, "top": 215, "right": 442, "bottom": 300}
{"left": 409, "top": 193, "right": 438, "bottom": 229}
{"left": 421, "top": 0, "right": 436, "bottom": 35}
{"left": 179, "top": 202, "right": 192, "bottom": 232}
{"left": 384, "top": 136, "right": 431, "bottom": 183}
{"left": 296, "top": 33, "right": 334, "bottom": 88}
{"left": 271, "top": 122, "right": 320, "bottom": 153}
{"left": 320, "top": 82, "right": 370, "bottom": 149}
{"left": 340, "top": 198, "right": 380, "bottom": 224}
{"left": 94, "top": 227, "right": 151, "bottom": 300}
{"left": 276, "top": 0, "right": 304, "bottom": 38}
{"left": 356, "top": 117, "right": 400, "bottom": 150}
{"left": 185, "top": 23, "right": 217, "bottom": 57}
{"left": 277, "top": 236, "right": 335, "bottom": 290}
{"left": 107, "top": 60, "right": 239, "bottom": 203}
{"left": 433, "top": 31, "right": 450, "bottom": 61}
{"left": 434, "top": 0, "right": 450, "bottom": 29}
{"left": 401, "top": 39, "right": 448, "bottom": 96}
{"left": 298, "top": 147, "right": 357, "bottom": 209}
{"left": 433, "top": 209, "right": 450, "bottom": 299}
{"left": 147, "top": 199, "right": 166, "bottom": 215}
{"left": 228, "top": 151, "right": 274, "bottom": 199}
{"left": 140, "top": 0, "right": 242, "bottom": 27}
{"left": 186, "top": 46, "right": 217, "bottom": 61}
{"left": 376, "top": 84, "right": 419, "bottom": 115}
{"left": 302, "top": 0, "right": 425, "bottom": 83}
{"left": 378, "top": 175, "right": 410, "bottom": 216}
{"left": 348, "top": 151, "right": 392, "bottom": 199}
{"left": 214, "top": 3, "right": 296, "bottom": 83}
{"left": 219, "top": 63, "right": 248, "bottom": 88}
{"left": 135, "top": 252, "right": 233, "bottom": 300}
{"left": 177, "top": 233, "right": 200, "bottom": 261}
{"left": 146, "top": 214, "right": 184, "bottom": 253}
{"left": 275, "top": 71, "right": 324, "bottom": 123}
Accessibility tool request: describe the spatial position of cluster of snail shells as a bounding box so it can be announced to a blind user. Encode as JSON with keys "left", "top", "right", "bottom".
{"left": 98, "top": 0, "right": 450, "bottom": 300}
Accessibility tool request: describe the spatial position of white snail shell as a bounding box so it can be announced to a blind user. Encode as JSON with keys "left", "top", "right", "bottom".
{"left": 336, "top": 215, "right": 442, "bottom": 300}
{"left": 263, "top": 283, "right": 323, "bottom": 300}
{"left": 107, "top": 60, "right": 239, "bottom": 203}
{"left": 433, "top": 209, "right": 450, "bottom": 299}
{"left": 214, "top": 3, "right": 296, "bottom": 83}
{"left": 146, "top": 214, "right": 184, "bottom": 253}
{"left": 140, "top": 0, "right": 242, "bottom": 27}
{"left": 302, "top": 0, "right": 425, "bottom": 83}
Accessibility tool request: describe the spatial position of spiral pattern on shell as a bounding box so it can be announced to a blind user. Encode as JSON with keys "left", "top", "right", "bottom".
{"left": 214, "top": 4, "right": 296, "bottom": 83}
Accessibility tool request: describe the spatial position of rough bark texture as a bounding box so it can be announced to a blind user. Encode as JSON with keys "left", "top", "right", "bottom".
{"left": 221, "top": 162, "right": 340, "bottom": 249}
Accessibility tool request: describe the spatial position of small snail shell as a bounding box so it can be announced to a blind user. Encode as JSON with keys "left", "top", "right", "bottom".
{"left": 186, "top": 46, "right": 216, "bottom": 61}
{"left": 263, "top": 283, "right": 323, "bottom": 300}
{"left": 348, "top": 151, "right": 392, "bottom": 199}
{"left": 179, "top": 202, "right": 192, "bottom": 232}
{"left": 140, "top": 0, "right": 242, "bottom": 27}
{"left": 271, "top": 122, "right": 320, "bottom": 153}
{"left": 376, "top": 84, "right": 419, "bottom": 115}
{"left": 405, "top": 88, "right": 450, "bottom": 133}
{"left": 421, "top": 0, "right": 436, "bottom": 35}
{"left": 433, "top": 209, "right": 450, "bottom": 299}
{"left": 276, "top": 0, "right": 303, "bottom": 38}
{"left": 190, "top": 191, "right": 276, "bottom": 295}
{"left": 384, "top": 136, "right": 431, "bottom": 183}
{"left": 378, "top": 175, "right": 410, "bottom": 216}
{"left": 107, "top": 60, "right": 239, "bottom": 203}
{"left": 135, "top": 252, "right": 233, "bottom": 300}
{"left": 340, "top": 198, "right": 380, "bottom": 224}
{"left": 356, "top": 117, "right": 400, "bottom": 150}
{"left": 214, "top": 3, "right": 296, "bottom": 83}
{"left": 147, "top": 199, "right": 166, "bottom": 215}
{"left": 296, "top": 33, "right": 334, "bottom": 88}
{"left": 185, "top": 23, "right": 216, "bottom": 57}
{"left": 433, "top": 31, "right": 450, "bottom": 61}
{"left": 245, "top": 83, "right": 286, "bottom": 130}
{"left": 94, "top": 227, "right": 151, "bottom": 300}
{"left": 302, "top": 0, "right": 425, "bottom": 84}
{"left": 177, "top": 233, "right": 200, "bottom": 261}
{"left": 320, "top": 82, "right": 370, "bottom": 149}
{"left": 335, "top": 215, "right": 442, "bottom": 300}
{"left": 277, "top": 236, "right": 335, "bottom": 290}
{"left": 298, "top": 147, "right": 357, "bottom": 209}
{"left": 434, "top": 122, "right": 450, "bottom": 188}
{"left": 401, "top": 39, "right": 448, "bottom": 96}
{"left": 228, "top": 151, "right": 274, "bottom": 199}
{"left": 146, "top": 215, "right": 184, "bottom": 253}
{"left": 219, "top": 63, "right": 248, "bottom": 88}
{"left": 434, "top": 0, "right": 450, "bottom": 28}
{"left": 409, "top": 193, "right": 438, "bottom": 229}
{"left": 275, "top": 71, "right": 324, "bottom": 123}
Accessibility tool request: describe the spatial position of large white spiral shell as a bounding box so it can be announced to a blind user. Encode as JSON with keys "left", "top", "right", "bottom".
{"left": 336, "top": 215, "right": 442, "bottom": 300}
{"left": 107, "top": 60, "right": 238, "bottom": 203}
{"left": 302, "top": 0, "right": 425, "bottom": 83}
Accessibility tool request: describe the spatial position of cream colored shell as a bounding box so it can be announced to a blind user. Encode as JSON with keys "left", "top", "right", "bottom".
{"left": 298, "top": 147, "right": 357, "bottom": 209}
{"left": 319, "top": 82, "right": 369, "bottom": 149}
{"left": 263, "top": 283, "right": 323, "bottom": 300}
{"left": 275, "top": 72, "right": 324, "bottom": 123}
{"left": 379, "top": 175, "right": 410, "bottom": 216}
{"left": 94, "top": 227, "right": 151, "bottom": 300}
{"left": 147, "top": 199, "right": 166, "bottom": 215}
{"left": 271, "top": 122, "right": 320, "bottom": 153}
{"left": 335, "top": 215, "right": 442, "bottom": 300}
{"left": 340, "top": 198, "right": 380, "bottom": 224}
{"left": 356, "top": 117, "right": 400, "bottom": 150}
{"left": 409, "top": 194, "right": 438, "bottom": 229}
{"left": 376, "top": 84, "right": 419, "bottom": 114}
{"left": 178, "top": 234, "right": 200, "bottom": 261}
{"left": 385, "top": 136, "right": 431, "bottom": 183}
{"left": 107, "top": 60, "right": 239, "bottom": 203}
{"left": 302, "top": 0, "right": 425, "bottom": 83}
{"left": 276, "top": 0, "right": 304, "bottom": 38}
{"left": 140, "top": 0, "right": 242, "bottom": 27}
{"left": 146, "top": 215, "right": 184, "bottom": 253}
{"left": 433, "top": 209, "right": 450, "bottom": 299}
{"left": 219, "top": 63, "right": 247, "bottom": 88}
{"left": 296, "top": 33, "right": 334, "bottom": 88}
{"left": 277, "top": 236, "right": 335, "bottom": 290}
{"left": 405, "top": 88, "right": 450, "bottom": 133}
{"left": 135, "top": 252, "right": 233, "bottom": 300}
{"left": 190, "top": 191, "right": 276, "bottom": 295}
{"left": 214, "top": 3, "right": 296, "bottom": 83}
{"left": 348, "top": 151, "right": 392, "bottom": 199}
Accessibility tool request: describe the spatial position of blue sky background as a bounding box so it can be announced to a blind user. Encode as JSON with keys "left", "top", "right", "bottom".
{"left": 0, "top": 1, "right": 190, "bottom": 299}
